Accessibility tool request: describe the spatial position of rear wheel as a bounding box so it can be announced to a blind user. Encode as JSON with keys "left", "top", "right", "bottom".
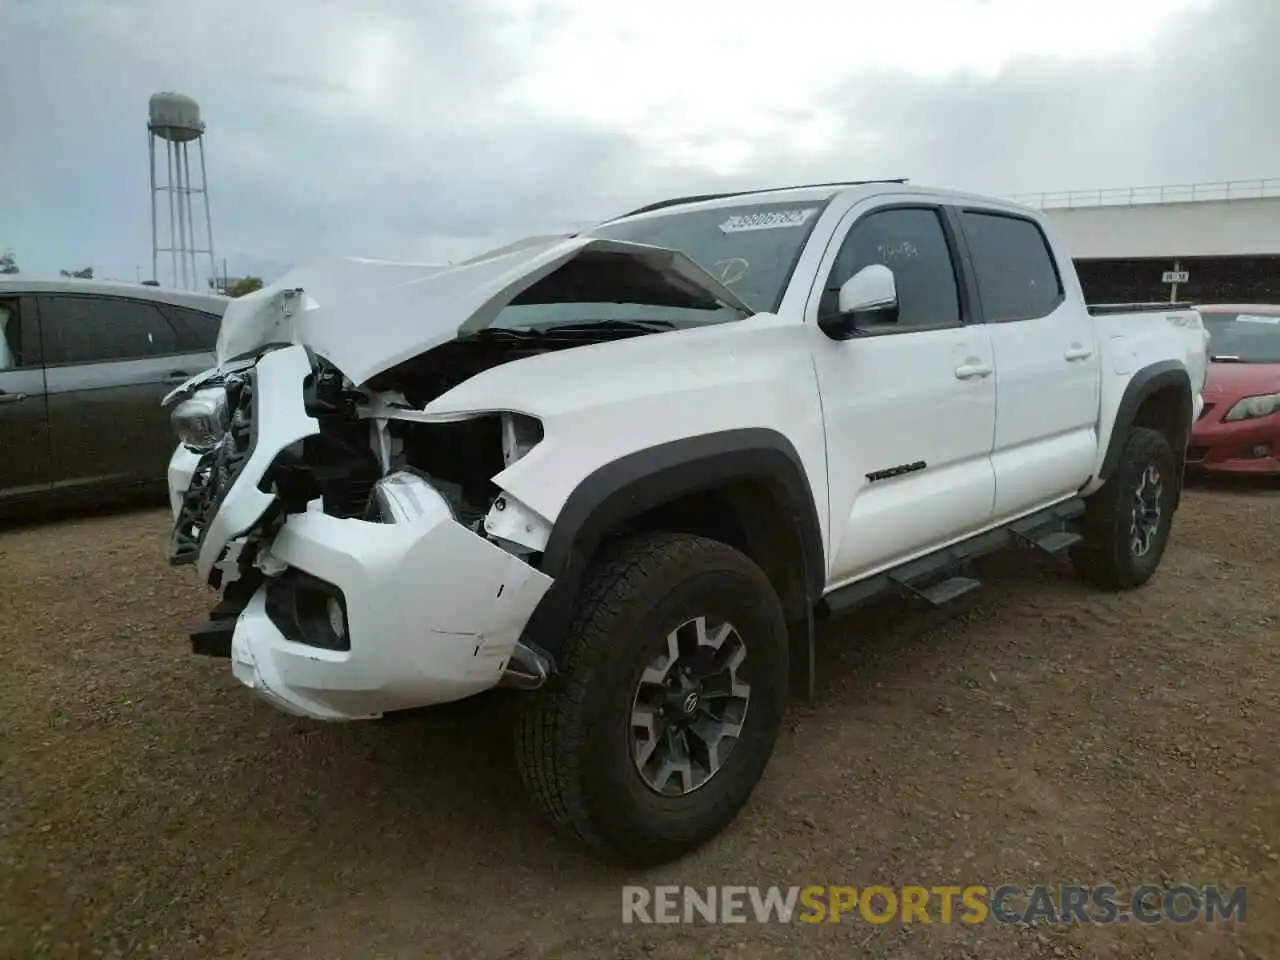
{"left": 1070, "top": 427, "right": 1178, "bottom": 590}
{"left": 515, "top": 532, "right": 788, "bottom": 865}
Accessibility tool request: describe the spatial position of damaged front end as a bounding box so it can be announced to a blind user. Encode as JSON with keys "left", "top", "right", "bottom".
{"left": 165, "top": 342, "right": 559, "bottom": 720}
{"left": 162, "top": 236, "right": 753, "bottom": 720}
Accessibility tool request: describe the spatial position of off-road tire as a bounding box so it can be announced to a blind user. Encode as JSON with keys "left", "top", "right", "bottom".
{"left": 515, "top": 532, "right": 789, "bottom": 866}
{"left": 1070, "top": 426, "right": 1178, "bottom": 590}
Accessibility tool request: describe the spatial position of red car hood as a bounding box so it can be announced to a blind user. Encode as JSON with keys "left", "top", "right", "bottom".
{"left": 1203, "top": 361, "right": 1280, "bottom": 400}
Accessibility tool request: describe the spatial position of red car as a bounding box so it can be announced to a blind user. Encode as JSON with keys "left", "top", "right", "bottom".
{"left": 1188, "top": 303, "right": 1280, "bottom": 476}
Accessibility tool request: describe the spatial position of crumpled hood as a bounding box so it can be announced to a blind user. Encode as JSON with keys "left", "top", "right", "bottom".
{"left": 212, "top": 236, "right": 754, "bottom": 387}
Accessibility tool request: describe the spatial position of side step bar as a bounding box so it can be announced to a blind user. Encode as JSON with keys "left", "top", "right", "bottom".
{"left": 819, "top": 498, "right": 1085, "bottom": 618}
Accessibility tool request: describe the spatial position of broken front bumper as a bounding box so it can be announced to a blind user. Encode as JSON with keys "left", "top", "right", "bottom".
{"left": 228, "top": 500, "right": 553, "bottom": 720}
{"left": 166, "top": 343, "right": 554, "bottom": 720}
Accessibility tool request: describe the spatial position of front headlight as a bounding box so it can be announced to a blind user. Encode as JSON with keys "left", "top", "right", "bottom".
{"left": 1222, "top": 392, "right": 1280, "bottom": 422}
{"left": 171, "top": 386, "right": 230, "bottom": 451}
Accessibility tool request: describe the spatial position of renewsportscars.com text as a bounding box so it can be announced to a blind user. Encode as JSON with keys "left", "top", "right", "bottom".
{"left": 621, "top": 884, "right": 1247, "bottom": 925}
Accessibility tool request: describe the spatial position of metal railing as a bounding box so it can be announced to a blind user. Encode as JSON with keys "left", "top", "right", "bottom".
{"left": 1007, "top": 178, "right": 1280, "bottom": 209}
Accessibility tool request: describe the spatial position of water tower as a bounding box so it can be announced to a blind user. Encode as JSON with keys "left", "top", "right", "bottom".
{"left": 148, "top": 92, "right": 216, "bottom": 290}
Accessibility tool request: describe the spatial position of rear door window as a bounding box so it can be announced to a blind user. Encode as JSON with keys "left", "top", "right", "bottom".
{"left": 959, "top": 211, "right": 1064, "bottom": 323}
{"left": 39, "top": 295, "right": 182, "bottom": 365}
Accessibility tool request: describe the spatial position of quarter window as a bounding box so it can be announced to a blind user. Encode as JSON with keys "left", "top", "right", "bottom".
{"left": 960, "top": 211, "right": 1063, "bottom": 322}
{"left": 823, "top": 207, "right": 961, "bottom": 330}
{"left": 40, "top": 296, "right": 181, "bottom": 365}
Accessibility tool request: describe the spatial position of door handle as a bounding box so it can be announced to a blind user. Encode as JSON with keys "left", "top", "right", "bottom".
{"left": 954, "top": 360, "right": 993, "bottom": 380}
{"left": 0, "top": 391, "right": 28, "bottom": 404}
{"left": 163, "top": 371, "right": 190, "bottom": 384}
{"left": 1064, "top": 345, "right": 1093, "bottom": 361}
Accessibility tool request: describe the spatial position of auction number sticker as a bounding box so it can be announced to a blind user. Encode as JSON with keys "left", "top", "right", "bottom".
{"left": 719, "top": 208, "right": 817, "bottom": 233}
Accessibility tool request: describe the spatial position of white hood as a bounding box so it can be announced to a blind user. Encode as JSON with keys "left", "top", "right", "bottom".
{"left": 212, "top": 237, "right": 754, "bottom": 386}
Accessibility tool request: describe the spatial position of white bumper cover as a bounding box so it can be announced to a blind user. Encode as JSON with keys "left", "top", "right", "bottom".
{"left": 167, "top": 343, "right": 556, "bottom": 721}
{"left": 229, "top": 484, "right": 554, "bottom": 721}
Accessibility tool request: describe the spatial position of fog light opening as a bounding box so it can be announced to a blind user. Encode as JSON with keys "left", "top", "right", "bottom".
{"left": 1250, "top": 443, "right": 1271, "bottom": 459}
{"left": 326, "top": 596, "right": 347, "bottom": 643}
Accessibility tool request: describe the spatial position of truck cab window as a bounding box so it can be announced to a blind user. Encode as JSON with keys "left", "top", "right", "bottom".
{"left": 960, "top": 211, "right": 1064, "bottom": 322}
{"left": 823, "top": 208, "right": 961, "bottom": 330}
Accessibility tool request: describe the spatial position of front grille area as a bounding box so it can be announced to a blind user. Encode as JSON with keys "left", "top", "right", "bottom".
{"left": 169, "top": 372, "right": 257, "bottom": 566}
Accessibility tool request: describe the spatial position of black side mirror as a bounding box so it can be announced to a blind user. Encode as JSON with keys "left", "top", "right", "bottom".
{"left": 818, "top": 308, "right": 859, "bottom": 340}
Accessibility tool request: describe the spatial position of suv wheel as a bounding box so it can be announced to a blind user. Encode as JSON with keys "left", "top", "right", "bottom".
{"left": 1070, "top": 426, "right": 1178, "bottom": 590}
{"left": 515, "top": 532, "right": 788, "bottom": 865}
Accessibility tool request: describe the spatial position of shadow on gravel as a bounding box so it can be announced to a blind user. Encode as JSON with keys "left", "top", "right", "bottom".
{"left": 1183, "top": 469, "right": 1279, "bottom": 496}
{"left": 254, "top": 545, "right": 1078, "bottom": 883}
{"left": 0, "top": 486, "right": 168, "bottom": 533}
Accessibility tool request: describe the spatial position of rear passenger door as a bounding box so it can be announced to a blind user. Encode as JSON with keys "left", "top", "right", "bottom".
{"left": 0, "top": 295, "right": 53, "bottom": 502}
{"left": 38, "top": 294, "right": 203, "bottom": 491}
{"left": 954, "top": 208, "right": 1101, "bottom": 519}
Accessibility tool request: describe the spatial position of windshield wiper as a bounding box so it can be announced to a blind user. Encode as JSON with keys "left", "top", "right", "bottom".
{"left": 531, "top": 319, "right": 678, "bottom": 335}
{"left": 456, "top": 318, "right": 680, "bottom": 344}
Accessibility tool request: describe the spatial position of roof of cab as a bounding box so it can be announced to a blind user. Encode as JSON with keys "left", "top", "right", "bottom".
{"left": 600, "top": 179, "right": 1040, "bottom": 225}
{"left": 0, "top": 277, "right": 232, "bottom": 314}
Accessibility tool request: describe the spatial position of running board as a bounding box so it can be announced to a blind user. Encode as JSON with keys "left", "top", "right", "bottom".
{"left": 819, "top": 498, "right": 1085, "bottom": 618}
{"left": 892, "top": 574, "right": 982, "bottom": 607}
{"left": 1012, "top": 529, "right": 1082, "bottom": 554}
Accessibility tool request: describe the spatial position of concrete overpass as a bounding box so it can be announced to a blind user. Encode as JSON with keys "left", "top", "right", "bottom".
{"left": 1008, "top": 179, "right": 1280, "bottom": 304}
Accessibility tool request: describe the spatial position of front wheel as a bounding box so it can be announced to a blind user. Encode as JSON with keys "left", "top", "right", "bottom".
{"left": 1070, "top": 426, "right": 1178, "bottom": 590}
{"left": 515, "top": 532, "right": 789, "bottom": 866}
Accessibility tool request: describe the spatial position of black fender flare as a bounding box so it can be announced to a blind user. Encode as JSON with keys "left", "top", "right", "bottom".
{"left": 520, "top": 429, "right": 826, "bottom": 699}
{"left": 1098, "top": 360, "right": 1192, "bottom": 481}
{"left": 539, "top": 428, "right": 825, "bottom": 597}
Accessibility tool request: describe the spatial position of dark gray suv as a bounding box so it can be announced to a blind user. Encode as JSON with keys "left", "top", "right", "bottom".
{"left": 0, "top": 279, "right": 230, "bottom": 513}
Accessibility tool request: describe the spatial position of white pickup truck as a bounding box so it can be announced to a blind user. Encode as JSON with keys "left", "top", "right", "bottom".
{"left": 163, "top": 180, "right": 1210, "bottom": 866}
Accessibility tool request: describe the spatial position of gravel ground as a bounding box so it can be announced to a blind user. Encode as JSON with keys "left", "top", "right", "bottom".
{"left": 2, "top": 483, "right": 1277, "bottom": 959}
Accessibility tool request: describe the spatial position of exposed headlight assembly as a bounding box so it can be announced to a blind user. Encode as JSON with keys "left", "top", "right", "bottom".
{"left": 171, "top": 386, "right": 230, "bottom": 452}
{"left": 1222, "top": 392, "right": 1280, "bottom": 422}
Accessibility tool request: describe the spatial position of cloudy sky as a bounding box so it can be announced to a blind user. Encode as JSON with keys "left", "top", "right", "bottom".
{"left": 1, "top": 0, "right": 1276, "bottom": 284}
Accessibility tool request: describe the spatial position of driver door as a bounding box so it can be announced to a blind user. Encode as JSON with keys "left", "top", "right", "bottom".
{"left": 808, "top": 201, "right": 998, "bottom": 586}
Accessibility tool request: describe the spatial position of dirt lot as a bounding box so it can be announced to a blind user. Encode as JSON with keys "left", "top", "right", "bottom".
{"left": 2, "top": 483, "right": 1278, "bottom": 959}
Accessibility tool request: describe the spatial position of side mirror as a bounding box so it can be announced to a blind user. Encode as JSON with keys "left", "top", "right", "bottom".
{"left": 818, "top": 264, "right": 899, "bottom": 340}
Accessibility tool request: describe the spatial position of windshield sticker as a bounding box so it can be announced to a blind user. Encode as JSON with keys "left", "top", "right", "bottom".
{"left": 719, "top": 208, "right": 817, "bottom": 233}
{"left": 1236, "top": 314, "right": 1280, "bottom": 324}
{"left": 712, "top": 258, "right": 749, "bottom": 286}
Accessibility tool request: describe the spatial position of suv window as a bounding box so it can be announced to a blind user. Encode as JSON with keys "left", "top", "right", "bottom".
{"left": 40, "top": 295, "right": 181, "bottom": 365}
{"left": 823, "top": 207, "right": 961, "bottom": 330}
{"left": 960, "top": 211, "right": 1063, "bottom": 322}
{"left": 161, "top": 305, "right": 221, "bottom": 352}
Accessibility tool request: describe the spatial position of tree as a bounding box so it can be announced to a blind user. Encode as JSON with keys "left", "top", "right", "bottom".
{"left": 225, "top": 276, "right": 264, "bottom": 297}
{"left": 60, "top": 266, "right": 94, "bottom": 279}
{"left": 0, "top": 250, "right": 17, "bottom": 275}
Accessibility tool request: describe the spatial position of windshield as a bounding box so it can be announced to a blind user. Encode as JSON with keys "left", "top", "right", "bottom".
{"left": 1201, "top": 311, "right": 1280, "bottom": 363}
{"left": 482, "top": 195, "right": 831, "bottom": 333}
{"left": 590, "top": 197, "right": 832, "bottom": 313}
